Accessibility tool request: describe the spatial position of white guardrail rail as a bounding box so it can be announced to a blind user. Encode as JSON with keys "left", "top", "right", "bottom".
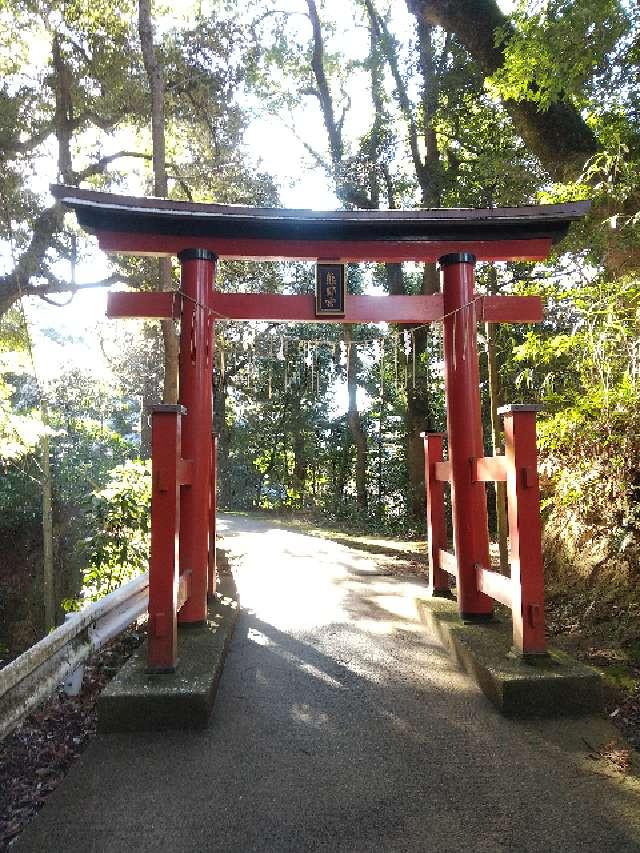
{"left": 0, "top": 573, "right": 148, "bottom": 740}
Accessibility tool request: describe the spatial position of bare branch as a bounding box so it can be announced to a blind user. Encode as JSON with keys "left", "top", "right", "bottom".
{"left": 4, "top": 123, "right": 56, "bottom": 158}
{"left": 300, "top": 87, "right": 322, "bottom": 100}
{"left": 37, "top": 292, "right": 76, "bottom": 307}
{"left": 74, "top": 150, "right": 153, "bottom": 182}
{"left": 305, "top": 0, "right": 344, "bottom": 169}
{"left": 73, "top": 109, "right": 125, "bottom": 133}
{"left": 251, "top": 9, "right": 306, "bottom": 27}
{"left": 303, "top": 0, "right": 374, "bottom": 209}
{"left": 52, "top": 34, "right": 74, "bottom": 184}
{"left": 363, "top": 0, "right": 425, "bottom": 185}
{"left": 277, "top": 114, "right": 333, "bottom": 174}
{"left": 27, "top": 271, "right": 130, "bottom": 301}
{"left": 382, "top": 164, "right": 395, "bottom": 209}
{"left": 337, "top": 91, "right": 351, "bottom": 137}
{"left": 0, "top": 203, "right": 65, "bottom": 316}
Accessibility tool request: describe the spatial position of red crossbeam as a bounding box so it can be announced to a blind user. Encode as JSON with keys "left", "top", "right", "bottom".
{"left": 438, "top": 549, "right": 458, "bottom": 577}
{"left": 177, "top": 571, "right": 191, "bottom": 612}
{"left": 107, "top": 291, "right": 179, "bottom": 319}
{"left": 472, "top": 456, "right": 507, "bottom": 482}
{"left": 434, "top": 456, "right": 510, "bottom": 484}
{"left": 479, "top": 295, "right": 543, "bottom": 324}
{"left": 476, "top": 565, "right": 512, "bottom": 608}
{"left": 107, "top": 290, "right": 543, "bottom": 326}
{"left": 211, "top": 292, "right": 443, "bottom": 323}
{"left": 98, "top": 231, "right": 553, "bottom": 263}
{"left": 434, "top": 461, "right": 451, "bottom": 482}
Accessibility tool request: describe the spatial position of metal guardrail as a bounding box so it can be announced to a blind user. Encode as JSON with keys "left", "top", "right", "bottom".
{"left": 0, "top": 573, "right": 148, "bottom": 740}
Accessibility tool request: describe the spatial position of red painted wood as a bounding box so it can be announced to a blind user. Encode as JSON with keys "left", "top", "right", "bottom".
{"left": 177, "top": 254, "right": 216, "bottom": 624}
{"left": 423, "top": 434, "right": 450, "bottom": 595}
{"left": 97, "top": 230, "right": 553, "bottom": 263}
{"left": 441, "top": 257, "right": 493, "bottom": 618}
{"left": 438, "top": 549, "right": 458, "bottom": 578}
{"left": 106, "top": 291, "right": 178, "bottom": 319}
{"left": 177, "top": 459, "right": 193, "bottom": 486}
{"left": 472, "top": 456, "right": 507, "bottom": 482}
{"left": 476, "top": 566, "right": 512, "bottom": 608}
{"left": 106, "top": 289, "right": 543, "bottom": 328}
{"left": 210, "top": 292, "right": 444, "bottom": 323}
{"left": 147, "top": 408, "right": 182, "bottom": 671}
{"left": 503, "top": 409, "right": 546, "bottom": 655}
{"left": 480, "top": 295, "right": 543, "bottom": 324}
{"left": 177, "top": 571, "right": 191, "bottom": 611}
{"left": 434, "top": 460, "right": 451, "bottom": 482}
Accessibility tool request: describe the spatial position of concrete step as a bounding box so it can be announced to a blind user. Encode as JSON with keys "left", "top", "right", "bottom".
{"left": 97, "top": 573, "right": 239, "bottom": 732}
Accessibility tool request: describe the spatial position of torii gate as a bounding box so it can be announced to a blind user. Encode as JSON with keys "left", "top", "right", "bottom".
{"left": 52, "top": 186, "right": 589, "bottom": 669}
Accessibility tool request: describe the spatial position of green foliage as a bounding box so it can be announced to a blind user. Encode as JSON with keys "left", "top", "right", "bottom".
{"left": 505, "top": 267, "right": 640, "bottom": 582}
{"left": 511, "top": 273, "right": 640, "bottom": 406}
{"left": 45, "top": 369, "right": 137, "bottom": 505}
{"left": 490, "top": 0, "right": 629, "bottom": 109}
{"left": 540, "top": 397, "right": 640, "bottom": 587}
{"left": 0, "top": 363, "right": 140, "bottom": 621}
{"left": 66, "top": 459, "right": 151, "bottom": 608}
{"left": 0, "top": 308, "right": 44, "bottom": 462}
{"left": 437, "top": 41, "right": 544, "bottom": 208}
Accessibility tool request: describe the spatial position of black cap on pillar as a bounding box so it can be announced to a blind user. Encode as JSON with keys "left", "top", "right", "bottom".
{"left": 438, "top": 252, "right": 476, "bottom": 268}
{"left": 177, "top": 248, "right": 218, "bottom": 263}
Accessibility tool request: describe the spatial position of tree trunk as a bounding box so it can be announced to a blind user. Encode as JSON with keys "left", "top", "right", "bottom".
{"left": 376, "top": 19, "right": 443, "bottom": 523}
{"left": 293, "top": 429, "right": 306, "bottom": 510}
{"left": 139, "top": 395, "right": 152, "bottom": 458}
{"left": 406, "top": 0, "right": 597, "bottom": 179}
{"left": 377, "top": 400, "right": 384, "bottom": 521}
{"left": 344, "top": 325, "right": 368, "bottom": 511}
{"left": 214, "top": 375, "right": 231, "bottom": 508}
{"left": 336, "top": 435, "right": 350, "bottom": 511}
{"left": 52, "top": 35, "right": 74, "bottom": 185}
{"left": 40, "top": 400, "right": 55, "bottom": 631}
{"left": 384, "top": 261, "right": 439, "bottom": 522}
{"left": 39, "top": 35, "right": 76, "bottom": 631}
{"left": 160, "top": 315, "right": 179, "bottom": 404}
{"left": 138, "top": 0, "right": 179, "bottom": 404}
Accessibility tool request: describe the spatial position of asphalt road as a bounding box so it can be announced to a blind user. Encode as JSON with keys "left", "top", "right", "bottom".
{"left": 14, "top": 514, "right": 640, "bottom": 852}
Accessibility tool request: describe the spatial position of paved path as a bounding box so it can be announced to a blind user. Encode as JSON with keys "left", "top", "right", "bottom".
{"left": 15, "top": 515, "right": 640, "bottom": 852}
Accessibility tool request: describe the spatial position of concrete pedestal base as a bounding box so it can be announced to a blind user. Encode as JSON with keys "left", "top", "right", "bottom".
{"left": 98, "top": 575, "right": 239, "bottom": 732}
{"left": 417, "top": 596, "right": 603, "bottom": 718}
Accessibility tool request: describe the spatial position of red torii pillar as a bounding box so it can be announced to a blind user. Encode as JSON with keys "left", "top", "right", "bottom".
{"left": 177, "top": 249, "right": 217, "bottom": 623}
{"left": 105, "top": 248, "right": 218, "bottom": 665}
{"left": 440, "top": 252, "right": 493, "bottom": 620}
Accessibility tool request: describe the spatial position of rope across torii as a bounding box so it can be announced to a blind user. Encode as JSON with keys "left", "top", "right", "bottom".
{"left": 52, "top": 185, "right": 589, "bottom": 668}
